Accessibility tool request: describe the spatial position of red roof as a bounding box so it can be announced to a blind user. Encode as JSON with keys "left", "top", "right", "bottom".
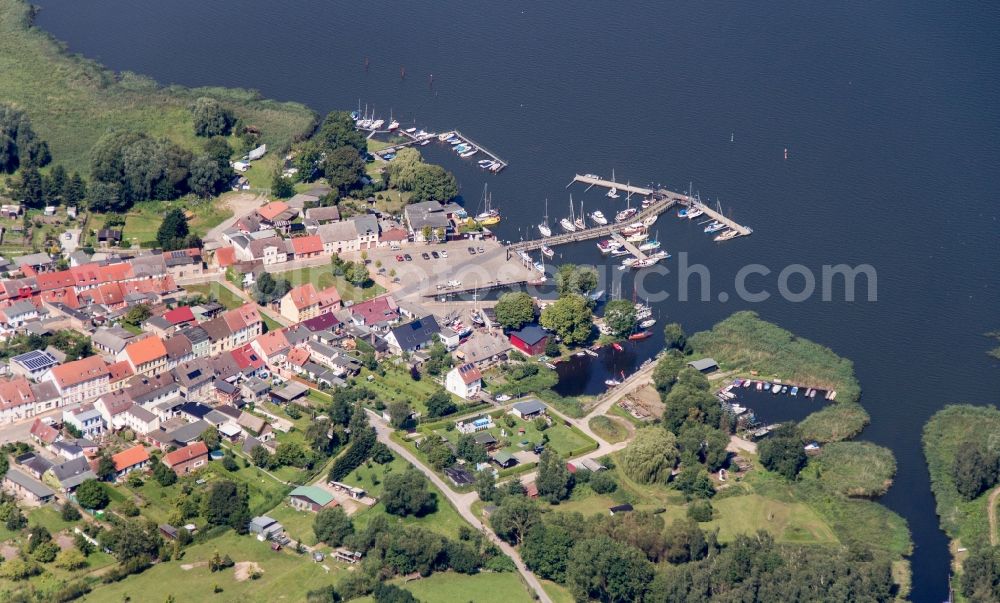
{"left": 231, "top": 344, "right": 265, "bottom": 370}
{"left": 30, "top": 418, "right": 60, "bottom": 445}
{"left": 124, "top": 336, "right": 167, "bottom": 367}
{"left": 223, "top": 304, "right": 261, "bottom": 331}
{"left": 106, "top": 361, "right": 135, "bottom": 383}
{"left": 350, "top": 295, "right": 399, "bottom": 325}
{"left": 253, "top": 330, "right": 290, "bottom": 357}
{"left": 455, "top": 363, "right": 482, "bottom": 385}
{"left": 215, "top": 247, "right": 236, "bottom": 268}
{"left": 285, "top": 283, "right": 319, "bottom": 310}
{"left": 84, "top": 282, "right": 125, "bottom": 306}
{"left": 257, "top": 202, "right": 290, "bottom": 221}
{"left": 0, "top": 377, "right": 35, "bottom": 410}
{"left": 291, "top": 235, "right": 323, "bottom": 256}
{"left": 286, "top": 347, "right": 310, "bottom": 367}
{"left": 316, "top": 286, "right": 341, "bottom": 309}
{"left": 112, "top": 445, "right": 149, "bottom": 472}
{"left": 163, "top": 306, "right": 195, "bottom": 325}
{"left": 35, "top": 270, "right": 76, "bottom": 291}
{"left": 50, "top": 356, "right": 109, "bottom": 389}
{"left": 163, "top": 441, "right": 209, "bottom": 467}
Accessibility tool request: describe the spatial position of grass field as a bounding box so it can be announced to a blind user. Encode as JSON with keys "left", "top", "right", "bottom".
{"left": 108, "top": 198, "right": 233, "bottom": 247}
{"left": 703, "top": 494, "right": 839, "bottom": 544}
{"left": 266, "top": 502, "right": 320, "bottom": 547}
{"left": 270, "top": 265, "right": 385, "bottom": 303}
{"left": 357, "top": 365, "right": 453, "bottom": 413}
{"left": 81, "top": 531, "right": 344, "bottom": 603}
{"left": 0, "top": 0, "right": 315, "bottom": 177}
{"left": 184, "top": 283, "right": 246, "bottom": 309}
{"left": 393, "top": 571, "right": 535, "bottom": 603}
{"left": 426, "top": 412, "right": 595, "bottom": 460}
{"left": 588, "top": 415, "right": 628, "bottom": 443}
{"left": 805, "top": 441, "right": 896, "bottom": 497}
{"left": 923, "top": 404, "right": 1000, "bottom": 551}
{"left": 797, "top": 401, "right": 870, "bottom": 443}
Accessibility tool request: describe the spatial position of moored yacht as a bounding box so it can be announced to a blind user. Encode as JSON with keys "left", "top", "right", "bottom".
{"left": 704, "top": 221, "right": 725, "bottom": 234}
{"left": 559, "top": 217, "right": 577, "bottom": 233}
{"left": 638, "top": 239, "right": 660, "bottom": 251}
{"left": 615, "top": 207, "right": 638, "bottom": 223}
{"left": 686, "top": 207, "right": 704, "bottom": 219}
{"left": 590, "top": 210, "right": 608, "bottom": 225}
{"left": 643, "top": 215, "right": 658, "bottom": 227}
{"left": 607, "top": 187, "right": 620, "bottom": 199}
{"left": 541, "top": 245, "right": 555, "bottom": 258}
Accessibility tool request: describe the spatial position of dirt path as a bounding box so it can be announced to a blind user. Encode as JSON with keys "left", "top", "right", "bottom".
{"left": 203, "top": 192, "right": 267, "bottom": 246}
{"left": 989, "top": 485, "right": 1000, "bottom": 546}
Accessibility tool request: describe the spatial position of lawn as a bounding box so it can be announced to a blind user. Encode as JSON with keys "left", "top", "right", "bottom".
{"left": 184, "top": 283, "right": 246, "bottom": 309}
{"left": 266, "top": 502, "right": 320, "bottom": 547}
{"left": 357, "top": 365, "right": 462, "bottom": 414}
{"left": 0, "top": 0, "right": 315, "bottom": 176}
{"left": 394, "top": 571, "right": 535, "bottom": 603}
{"left": 271, "top": 265, "right": 384, "bottom": 303}
{"left": 703, "top": 494, "right": 839, "bottom": 545}
{"left": 804, "top": 441, "right": 896, "bottom": 497}
{"left": 26, "top": 505, "right": 78, "bottom": 534}
{"left": 81, "top": 531, "right": 345, "bottom": 603}
{"left": 113, "top": 198, "right": 236, "bottom": 247}
{"left": 429, "top": 412, "right": 595, "bottom": 460}
{"left": 587, "top": 415, "right": 628, "bottom": 444}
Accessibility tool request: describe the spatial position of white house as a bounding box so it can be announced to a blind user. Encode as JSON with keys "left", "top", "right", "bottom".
{"left": 445, "top": 363, "right": 482, "bottom": 400}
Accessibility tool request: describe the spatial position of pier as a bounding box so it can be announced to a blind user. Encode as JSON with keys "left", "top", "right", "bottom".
{"left": 569, "top": 174, "right": 752, "bottom": 238}
{"left": 507, "top": 196, "right": 676, "bottom": 255}
{"left": 451, "top": 130, "right": 508, "bottom": 172}
{"left": 609, "top": 232, "right": 647, "bottom": 261}
{"left": 367, "top": 128, "right": 508, "bottom": 172}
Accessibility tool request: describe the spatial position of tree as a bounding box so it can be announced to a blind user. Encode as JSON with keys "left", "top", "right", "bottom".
{"left": 95, "top": 450, "right": 116, "bottom": 481}
{"left": 410, "top": 164, "right": 458, "bottom": 202}
{"left": 522, "top": 522, "right": 575, "bottom": 582}
{"left": 0, "top": 103, "right": 49, "bottom": 173}
{"left": 677, "top": 423, "right": 730, "bottom": 472}
{"left": 536, "top": 449, "right": 572, "bottom": 503}
{"left": 86, "top": 180, "right": 126, "bottom": 213}
{"left": 758, "top": 426, "right": 807, "bottom": 480}
{"left": 90, "top": 131, "right": 192, "bottom": 205}
{"left": 187, "top": 153, "right": 228, "bottom": 198}
{"left": 663, "top": 322, "right": 691, "bottom": 354}
{"left": 156, "top": 208, "right": 190, "bottom": 250}
{"left": 652, "top": 351, "right": 685, "bottom": 393}
{"left": 328, "top": 426, "right": 376, "bottom": 482}
{"left": 425, "top": 389, "right": 457, "bottom": 418}
{"left": 343, "top": 261, "right": 370, "bottom": 287}
{"left": 271, "top": 171, "right": 294, "bottom": 198}
{"left": 588, "top": 471, "right": 617, "bottom": 494}
{"left": 101, "top": 518, "right": 162, "bottom": 561}
{"left": 14, "top": 165, "right": 44, "bottom": 208}
{"left": 191, "top": 97, "right": 235, "bottom": 137}
{"left": 75, "top": 479, "right": 109, "bottom": 509}
{"left": 566, "top": 536, "right": 654, "bottom": 603}
{"left": 201, "top": 480, "right": 251, "bottom": 532}
{"left": 456, "top": 434, "right": 488, "bottom": 464}
{"left": 661, "top": 379, "right": 721, "bottom": 433}
{"left": 316, "top": 111, "right": 367, "bottom": 154}
{"left": 60, "top": 502, "right": 81, "bottom": 522}
{"left": 475, "top": 469, "right": 497, "bottom": 502}
{"left": 555, "top": 264, "right": 598, "bottom": 297}
{"left": 603, "top": 299, "right": 637, "bottom": 338}
{"left": 373, "top": 583, "right": 420, "bottom": 603}
{"left": 313, "top": 507, "right": 354, "bottom": 546}
{"left": 540, "top": 294, "right": 593, "bottom": 346}
{"left": 620, "top": 428, "right": 678, "bottom": 484}
{"left": 203, "top": 136, "right": 233, "bottom": 165}
{"left": 322, "top": 146, "right": 365, "bottom": 193}
{"left": 662, "top": 518, "right": 710, "bottom": 563}
{"left": 382, "top": 469, "right": 436, "bottom": 517}
{"left": 960, "top": 546, "right": 1000, "bottom": 602}
{"left": 494, "top": 292, "right": 535, "bottom": 330}
{"left": 250, "top": 444, "right": 271, "bottom": 469}
{"left": 491, "top": 496, "right": 541, "bottom": 544}
{"left": 201, "top": 425, "right": 221, "bottom": 451}
{"left": 64, "top": 172, "right": 87, "bottom": 207}
{"left": 55, "top": 548, "right": 88, "bottom": 571}
{"left": 953, "top": 443, "right": 998, "bottom": 501}
{"left": 151, "top": 458, "right": 176, "bottom": 486}
{"left": 123, "top": 303, "right": 152, "bottom": 327}
{"left": 673, "top": 465, "right": 716, "bottom": 500}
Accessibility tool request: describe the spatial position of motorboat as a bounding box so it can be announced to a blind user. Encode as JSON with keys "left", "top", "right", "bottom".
{"left": 643, "top": 215, "right": 658, "bottom": 227}
{"left": 388, "top": 120, "right": 400, "bottom": 131}
{"left": 626, "top": 232, "right": 648, "bottom": 243}
{"left": 756, "top": 381, "right": 764, "bottom": 390}
{"left": 607, "top": 187, "right": 620, "bottom": 199}
{"left": 604, "top": 378, "right": 621, "bottom": 386}
{"left": 639, "top": 318, "right": 656, "bottom": 328}
{"left": 559, "top": 217, "right": 576, "bottom": 233}
{"left": 781, "top": 386, "right": 788, "bottom": 394}
{"left": 438, "top": 132, "right": 454, "bottom": 141}
{"left": 791, "top": 386, "right": 799, "bottom": 396}
{"left": 590, "top": 210, "right": 608, "bottom": 225}
{"left": 585, "top": 348, "right": 599, "bottom": 356}
{"left": 628, "top": 330, "right": 652, "bottom": 340}
{"left": 638, "top": 239, "right": 660, "bottom": 251}
{"left": 478, "top": 159, "right": 494, "bottom": 168}
{"left": 610, "top": 249, "right": 631, "bottom": 257}
{"left": 615, "top": 208, "right": 638, "bottom": 223}
{"left": 541, "top": 245, "right": 555, "bottom": 258}
{"left": 371, "top": 119, "right": 385, "bottom": 129}
{"left": 460, "top": 148, "right": 478, "bottom": 158}
{"left": 584, "top": 173, "right": 601, "bottom": 179}
{"left": 612, "top": 342, "right": 624, "bottom": 352}
{"left": 597, "top": 239, "right": 620, "bottom": 254}
{"left": 704, "top": 221, "right": 725, "bottom": 234}
{"left": 771, "top": 384, "right": 782, "bottom": 394}
{"left": 620, "top": 257, "right": 639, "bottom": 268}
{"left": 405, "top": 127, "right": 417, "bottom": 133}
{"left": 631, "top": 258, "right": 655, "bottom": 269}
{"left": 647, "top": 250, "right": 670, "bottom": 261}
{"left": 686, "top": 207, "right": 704, "bottom": 219}
{"left": 454, "top": 144, "right": 471, "bottom": 153}
{"left": 588, "top": 290, "right": 605, "bottom": 302}
{"left": 677, "top": 208, "right": 689, "bottom": 218}
{"left": 714, "top": 230, "right": 739, "bottom": 242}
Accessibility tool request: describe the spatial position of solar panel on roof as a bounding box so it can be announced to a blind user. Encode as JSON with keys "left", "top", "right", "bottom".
{"left": 13, "top": 350, "right": 57, "bottom": 371}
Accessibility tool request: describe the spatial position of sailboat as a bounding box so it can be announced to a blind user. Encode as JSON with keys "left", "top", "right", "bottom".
{"left": 538, "top": 199, "right": 552, "bottom": 237}
{"left": 541, "top": 245, "right": 555, "bottom": 258}
{"left": 574, "top": 200, "right": 586, "bottom": 230}
{"left": 387, "top": 109, "right": 399, "bottom": 131}
{"left": 559, "top": 196, "right": 577, "bottom": 232}
{"left": 607, "top": 169, "right": 620, "bottom": 198}
{"left": 475, "top": 184, "right": 501, "bottom": 225}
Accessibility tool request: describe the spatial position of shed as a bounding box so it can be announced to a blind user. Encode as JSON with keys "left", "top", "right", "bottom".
{"left": 508, "top": 325, "right": 548, "bottom": 357}
{"left": 491, "top": 451, "right": 517, "bottom": 468}
{"left": 3, "top": 468, "right": 55, "bottom": 503}
{"left": 444, "top": 466, "right": 475, "bottom": 487}
{"left": 686, "top": 358, "right": 719, "bottom": 373}
{"left": 288, "top": 486, "right": 335, "bottom": 512}
{"left": 248, "top": 515, "right": 283, "bottom": 539}
{"left": 510, "top": 399, "right": 547, "bottom": 420}
{"left": 609, "top": 503, "right": 634, "bottom": 515}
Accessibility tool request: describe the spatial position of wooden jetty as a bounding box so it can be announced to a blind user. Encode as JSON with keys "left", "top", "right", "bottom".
{"left": 569, "top": 174, "right": 752, "bottom": 238}
{"left": 609, "top": 232, "right": 647, "bottom": 261}
{"left": 507, "top": 197, "right": 676, "bottom": 255}
{"left": 452, "top": 130, "right": 508, "bottom": 172}
{"left": 368, "top": 128, "right": 508, "bottom": 172}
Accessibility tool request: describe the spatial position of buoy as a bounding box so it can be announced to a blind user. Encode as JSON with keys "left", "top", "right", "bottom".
{"left": 784, "top": 147, "right": 788, "bottom": 160}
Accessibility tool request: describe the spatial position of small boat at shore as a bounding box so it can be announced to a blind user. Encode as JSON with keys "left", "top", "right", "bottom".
{"left": 677, "top": 208, "right": 689, "bottom": 218}
{"left": 405, "top": 127, "right": 417, "bottom": 133}
{"left": 541, "top": 245, "right": 554, "bottom": 258}
{"left": 607, "top": 187, "right": 620, "bottom": 199}
{"left": 597, "top": 239, "right": 621, "bottom": 254}
{"left": 781, "top": 385, "right": 788, "bottom": 394}
{"left": 704, "top": 221, "right": 725, "bottom": 234}
{"left": 611, "top": 342, "right": 624, "bottom": 352}
{"left": 639, "top": 318, "right": 656, "bottom": 329}
{"left": 604, "top": 378, "right": 621, "bottom": 387}
{"left": 771, "top": 384, "right": 782, "bottom": 394}
{"left": 628, "top": 330, "right": 652, "bottom": 341}
{"left": 590, "top": 210, "right": 608, "bottom": 225}
{"left": 687, "top": 207, "right": 704, "bottom": 219}
{"left": 715, "top": 229, "right": 739, "bottom": 242}
{"left": 643, "top": 215, "right": 658, "bottom": 227}
{"left": 791, "top": 386, "right": 799, "bottom": 396}
{"left": 438, "top": 132, "right": 453, "bottom": 141}
{"left": 460, "top": 148, "right": 478, "bottom": 158}
{"left": 388, "top": 120, "right": 400, "bottom": 131}
{"left": 626, "top": 232, "right": 648, "bottom": 243}
{"left": 610, "top": 249, "right": 631, "bottom": 257}
{"left": 756, "top": 381, "right": 764, "bottom": 390}
{"left": 638, "top": 239, "right": 660, "bottom": 251}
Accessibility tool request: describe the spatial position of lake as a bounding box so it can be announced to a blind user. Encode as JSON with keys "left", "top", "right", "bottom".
{"left": 32, "top": 0, "right": 1000, "bottom": 598}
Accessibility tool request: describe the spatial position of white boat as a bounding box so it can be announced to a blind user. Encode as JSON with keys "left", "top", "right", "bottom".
{"left": 371, "top": 119, "right": 385, "bottom": 129}
{"left": 647, "top": 250, "right": 671, "bottom": 261}
{"left": 559, "top": 218, "right": 576, "bottom": 233}
{"left": 714, "top": 229, "right": 739, "bottom": 242}
{"left": 590, "top": 210, "right": 608, "bottom": 225}
{"left": 450, "top": 139, "right": 464, "bottom": 145}
{"left": 584, "top": 173, "right": 601, "bottom": 179}
{"left": 388, "top": 120, "right": 400, "bottom": 131}
{"left": 771, "top": 384, "right": 782, "bottom": 394}
{"left": 607, "top": 187, "right": 620, "bottom": 199}
{"left": 639, "top": 318, "right": 656, "bottom": 328}
{"left": 597, "top": 239, "right": 621, "bottom": 254}
{"left": 643, "top": 215, "right": 658, "bottom": 227}
{"left": 538, "top": 198, "right": 552, "bottom": 237}
{"left": 420, "top": 140, "right": 431, "bottom": 146}
{"left": 438, "top": 132, "right": 453, "bottom": 141}
{"left": 615, "top": 208, "right": 638, "bottom": 223}
{"left": 574, "top": 200, "right": 586, "bottom": 230}
{"left": 604, "top": 379, "right": 621, "bottom": 386}
{"left": 631, "top": 258, "right": 656, "bottom": 269}
{"left": 704, "top": 221, "right": 725, "bottom": 234}
{"left": 541, "top": 245, "right": 554, "bottom": 258}
{"left": 686, "top": 207, "right": 704, "bottom": 219}
{"left": 460, "top": 148, "right": 478, "bottom": 158}
{"left": 621, "top": 257, "right": 639, "bottom": 268}
{"left": 610, "top": 248, "right": 631, "bottom": 257}
{"left": 478, "top": 159, "right": 494, "bottom": 168}
{"left": 626, "top": 232, "right": 648, "bottom": 243}
{"left": 405, "top": 127, "right": 417, "bottom": 133}
{"left": 639, "top": 239, "right": 660, "bottom": 251}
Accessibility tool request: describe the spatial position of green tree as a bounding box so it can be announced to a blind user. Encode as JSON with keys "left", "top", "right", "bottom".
{"left": 620, "top": 428, "right": 679, "bottom": 484}
{"left": 75, "top": 479, "right": 109, "bottom": 509}
{"left": 382, "top": 469, "right": 436, "bottom": 517}
{"left": 60, "top": 502, "right": 81, "bottom": 522}
{"left": 603, "top": 299, "right": 637, "bottom": 338}
{"left": 95, "top": 450, "right": 116, "bottom": 481}
{"left": 344, "top": 261, "right": 370, "bottom": 287}
{"left": 316, "top": 111, "right": 367, "bottom": 153}
{"left": 475, "top": 469, "right": 497, "bottom": 502}
{"left": 322, "top": 146, "right": 365, "bottom": 193}
{"left": 661, "top": 379, "right": 721, "bottom": 433}
{"left": 425, "top": 389, "right": 457, "bottom": 418}
{"left": 758, "top": 426, "right": 807, "bottom": 480}
{"left": 677, "top": 423, "right": 730, "bottom": 472}
{"left": 673, "top": 465, "right": 716, "bottom": 500}
{"left": 960, "top": 546, "right": 1000, "bottom": 602}
{"left": 522, "top": 522, "right": 575, "bottom": 582}
{"left": 663, "top": 322, "right": 691, "bottom": 354}
{"left": 14, "top": 165, "right": 44, "bottom": 208}
{"left": 313, "top": 507, "right": 354, "bottom": 546}
{"left": 123, "top": 303, "right": 152, "bottom": 327}
{"left": 953, "top": 442, "right": 998, "bottom": 501}
{"left": 410, "top": 164, "right": 458, "bottom": 202}
{"left": 494, "top": 292, "right": 535, "bottom": 330}
{"left": 191, "top": 97, "right": 235, "bottom": 137}
{"left": 662, "top": 518, "right": 710, "bottom": 562}
{"left": 652, "top": 351, "right": 685, "bottom": 393}
{"left": 86, "top": 180, "right": 126, "bottom": 213}
{"left": 536, "top": 449, "right": 572, "bottom": 503}
{"left": 201, "top": 480, "right": 251, "bottom": 532}
{"left": 455, "top": 434, "right": 488, "bottom": 464}
{"left": 64, "top": 172, "right": 87, "bottom": 207}
{"left": 187, "top": 153, "right": 228, "bottom": 198}
{"left": 151, "top": 457, "right": 176, "bottom": 486}
{"left": 540, "top": 294, "right": 593, "bottom": 346}
{"left": 490, "top": 496, "right": 541, "bottom": 545}
{"left": 554, "top": 264, "right": 598, "bottom": 297}
{"left": 566, "top": 536, "right": 654, "bottom": 603}
{"left": 271, "top": 171, "right": 294, "bottom": 198}
{"left": 156, "top": 208, "right": 190, "bottom": 250}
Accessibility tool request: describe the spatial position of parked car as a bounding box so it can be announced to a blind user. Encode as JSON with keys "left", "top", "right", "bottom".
{"left": 440, "top": 250, "right": 448, "bottom": 258}
{"left": 421, "top": 252, "right": 430, "bottom": 260}
{"left": 477, "top": 246, "right": 485, "bottom": 253}
{"left": 467, "top": 246, "right": 476, "bottom": 255}
{"left": 431, "top": 251, "right": 440, "bottom": 259}
{"left": 404, "top": 254, "right": 412, "bottom": 261}
{"left": 395, "top": 255, "right": 405, "bottom": 262}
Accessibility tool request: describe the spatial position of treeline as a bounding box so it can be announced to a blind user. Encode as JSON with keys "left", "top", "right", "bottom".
{"left": 0, "top": 103, "right": 49, "bottom": 174}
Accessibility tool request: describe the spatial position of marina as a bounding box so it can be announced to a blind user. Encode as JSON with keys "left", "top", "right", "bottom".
{"left": 362, "top": 118, "right": 509, "bottom": 172}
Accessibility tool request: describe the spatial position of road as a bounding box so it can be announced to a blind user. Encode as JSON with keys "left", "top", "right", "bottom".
{"left": 202, "top": 193, "right": 267, "bottom": 248}
{"left": 366, "top": 410, "right": 553, "bottom": 603}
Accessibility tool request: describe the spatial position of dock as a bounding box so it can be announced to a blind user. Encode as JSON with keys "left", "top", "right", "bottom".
{"left": 367, "top": 128, "right": 508, "bottom": 172}
{"left": 452, "top": 130, "right": 508, "bottom": 172}
{"left": 609, "top": 232, "right": 647, "bottom": 261}
{"left": 569, "top": 174, "right": 752, "bottom": 238}
{"left": 507, "top": 196, "right": 676, "bottom": 255}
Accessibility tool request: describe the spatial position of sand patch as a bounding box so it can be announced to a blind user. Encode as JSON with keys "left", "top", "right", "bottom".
{"left": 234, "top": 561, "right": 263, "bottom": 581}
{"left": 180, "top": 561, "right": 208, "bottom": 570}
